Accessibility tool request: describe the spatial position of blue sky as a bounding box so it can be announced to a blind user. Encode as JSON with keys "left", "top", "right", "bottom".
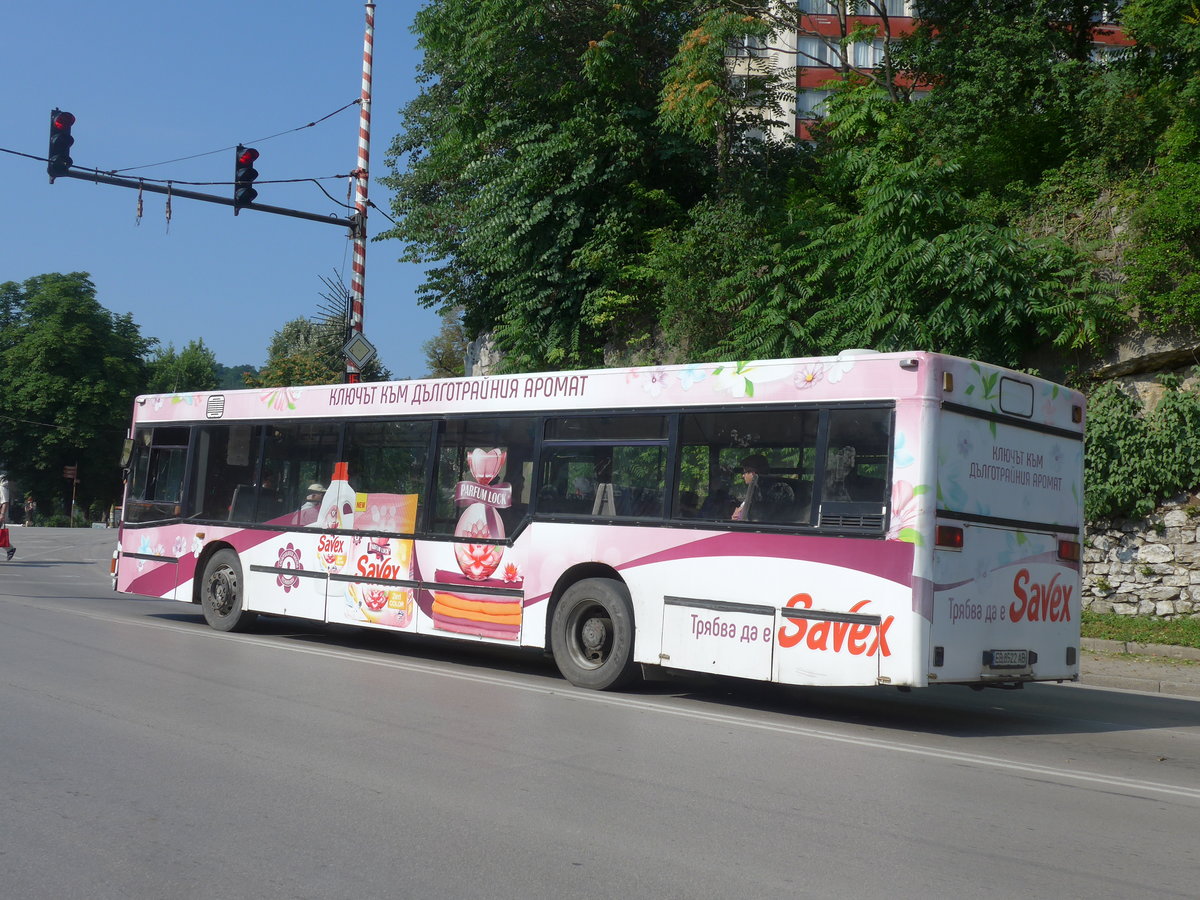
{"left": 0, "top": 1, "right": 442, "bottom": 379}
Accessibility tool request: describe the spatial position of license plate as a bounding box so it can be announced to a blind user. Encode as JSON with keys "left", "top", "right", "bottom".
{"left": 989, "top": 649, "right": 1028, "bottom": 668}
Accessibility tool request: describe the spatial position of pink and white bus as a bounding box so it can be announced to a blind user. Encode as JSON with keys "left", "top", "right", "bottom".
{"left": 115, "top": 351, "right": 1084, "bottom": 691}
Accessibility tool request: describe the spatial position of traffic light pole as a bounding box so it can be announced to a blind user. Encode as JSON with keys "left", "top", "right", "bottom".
{"left": 54, "top": 169, "right": 355, "bottom": 229}
{"left": 345, "top": 1, "right": 376, "bottom": 385}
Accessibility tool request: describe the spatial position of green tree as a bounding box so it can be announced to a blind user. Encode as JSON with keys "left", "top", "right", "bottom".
{"left": 1114, "top": 0, "right": 1200, "bottom": 331}
{"left": 214, "top": 362, "right": 260, "bottom": 388}
{"left": 145, "top": 338, "right": 219, "bottom": 394}
{"left": 381, "top": 0, "right": 708, "bottom": 370}
{"left": 881, "top": 2, "right": 1127, "bottom": 209}
{"left": 423, "top": 309, "right": 468, "bottom": 378}
{"left": 0, "top": 273, "right": 150, "bottom": 517}
{"left": 382, "top": 0, "right": 1126, "bottom": 375}
{"left": 658, "top": 8, "right": 787, "bottom": 182}
{"left": 252, "top": 275, "right": 392, "bottom": 387}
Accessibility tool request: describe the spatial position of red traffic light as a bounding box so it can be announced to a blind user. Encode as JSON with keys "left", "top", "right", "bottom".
{"left": 47, "top": 108, "right": 76, "bottom": 179}
{"left": 233, "top": 144, "right": 260, "bottom": 214}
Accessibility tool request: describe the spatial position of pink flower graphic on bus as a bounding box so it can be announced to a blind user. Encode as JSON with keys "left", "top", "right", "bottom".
{"left": 453, "top": 448, "right": 512, "bottom": 581}
{"left": 454, "top": 508, "right": 505, "bottom": 580}
{"left": 642, "top": 368, "right": 668, "bottom": 397}
{"left": 888, "top": 480, "right": 928, "bottom": 545}
{"left": 794, "top": 363, "right": 824, "bottom": 390}
{"left": 275, "top": 543, "right": 303, "bottom": 593}
{"left": 260, "top": 386, "right": 300, "bottom": 411}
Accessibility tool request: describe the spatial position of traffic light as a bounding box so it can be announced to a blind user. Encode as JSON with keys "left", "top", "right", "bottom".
{"left": 233, "top": 144, "right": 259, "bottom": 214}
{"left": 47, "top": 109, "right": 75, "bottom": 180}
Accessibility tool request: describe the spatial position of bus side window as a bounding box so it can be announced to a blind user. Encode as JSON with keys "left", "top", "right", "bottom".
{"left": 824, "top": 409, "right": 892, "bottom": 505}
{"left": 538, "top": 415, "right": 668, "bottom": 521}
{"left": 125, "top": 427, "right": 190, "bottom": 523}
{"left": 675, "top": 409, "right": 818, "bottom": 525}
{"left": 537, "top": 447, "right": 667, "bottom": 519}
{"left": 432, "top": 417, "right": 537, "bottom": 535}
{"left": 188, "top": 424, "right": 261, "bottom": 523}
{"left": 345, "top": 419, "right": 433, "bottom": 532}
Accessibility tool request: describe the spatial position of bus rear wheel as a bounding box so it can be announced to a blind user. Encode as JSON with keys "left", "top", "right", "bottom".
{"left": 200, "top": 549, "right": 257, "bottom": 633}
{"left": 550, "top": 578, "right": 638, "bottom": 691}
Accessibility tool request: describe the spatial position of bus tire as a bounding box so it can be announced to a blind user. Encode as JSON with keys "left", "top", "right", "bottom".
{"left": 550, "top": 578, "right": 639, "bottom": 691}
{"left": 200, "top": 549, "right": 257, "bottom": 633}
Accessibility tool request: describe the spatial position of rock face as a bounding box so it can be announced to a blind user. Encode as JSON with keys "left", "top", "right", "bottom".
{"left": 1084, "top": 495, "right": 1200, "bottom": 618}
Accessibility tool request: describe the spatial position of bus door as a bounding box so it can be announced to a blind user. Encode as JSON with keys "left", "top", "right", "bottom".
{"left": 119, "top": 426, "right": 190, "bottom": 600}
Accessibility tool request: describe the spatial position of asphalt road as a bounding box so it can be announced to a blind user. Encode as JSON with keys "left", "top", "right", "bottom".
{"left": 2, "top": 527, "right": 1199, "bottom": 899}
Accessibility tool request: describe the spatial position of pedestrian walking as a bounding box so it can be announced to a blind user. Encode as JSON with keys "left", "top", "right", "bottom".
{"left": 24, "top": 494, "right": 36, "bottom": 527}
{"left": 0, "top": 473, "right": 16, "bottom": 561}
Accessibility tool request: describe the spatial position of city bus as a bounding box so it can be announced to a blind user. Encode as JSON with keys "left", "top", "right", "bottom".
{"left": 114, "top": 351, "right": 1084, "bottom": 691}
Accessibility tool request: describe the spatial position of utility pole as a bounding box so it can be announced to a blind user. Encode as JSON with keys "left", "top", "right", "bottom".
{"left": 345, "top": 2, "right": 377, "bottom": 384}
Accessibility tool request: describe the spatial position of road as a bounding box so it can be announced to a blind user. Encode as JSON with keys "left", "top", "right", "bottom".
{"left": 2, "top": 527, "right": 1198, "bottom": 899}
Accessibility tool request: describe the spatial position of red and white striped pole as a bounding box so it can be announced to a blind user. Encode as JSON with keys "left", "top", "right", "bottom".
{"left": 346, "top": 2, "right": 375, "bottom": 384}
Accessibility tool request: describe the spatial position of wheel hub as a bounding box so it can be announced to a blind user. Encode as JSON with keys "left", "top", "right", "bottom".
{"left": 580, "top": 615, "right": 610, "bottom": 659}
{"left": 209, "top": 571, "right": 233, "bottom": 614}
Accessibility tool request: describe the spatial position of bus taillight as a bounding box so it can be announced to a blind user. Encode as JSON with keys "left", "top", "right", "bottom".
{"left": 935, "top": 525, "right": 963, "bottom": 549}
{"left": 1057, "top": 539, "right": 1080, "bottom": 561}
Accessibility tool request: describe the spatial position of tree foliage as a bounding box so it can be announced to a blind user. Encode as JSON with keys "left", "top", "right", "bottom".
{"left": 1084, "top": 374, "right": 1200, "bottom": 519}
{"left": 252, "top": 275, "right": 392, "bottom": 387}
{"left": 380, "top": 0, "right": 708, "bottom": 370}
{"left": 383, "top": 0, "right": 1149, "bottom": 373}
{"left": 145, "top": 338, "right": 219, "bottom": 394}
{"left": 423, "top": 308, "right": 468, "bottom": 378}
{"left": 0, "top": 273, "right": 150, "bottom": 517}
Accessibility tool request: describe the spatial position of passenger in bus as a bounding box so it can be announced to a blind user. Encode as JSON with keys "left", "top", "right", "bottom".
{"left": 678, "top": 491, "right": 700, "bottom": 518}
{"left": 302, "top": 483, "right": 325, "bottom": 511}
{"left": 698, "top": 485, "right": 733, "bottom": 519}
{"left": 732, "top": 454, "right": 768, "bottom": 521}
{"left": 298, "top": 483, "right": 325, "bottom": 526}
{"left": 823, "top": 446, "right": 856, "bottom": 502}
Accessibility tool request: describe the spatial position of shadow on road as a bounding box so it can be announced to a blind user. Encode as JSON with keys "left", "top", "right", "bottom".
{"left": 145, "top": 607, "right": 1199, "bottom": 739}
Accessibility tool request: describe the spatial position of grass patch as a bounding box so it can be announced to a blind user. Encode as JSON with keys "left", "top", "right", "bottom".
{"left": 1081, "top": 611, "right": 1200, "bottom": 650}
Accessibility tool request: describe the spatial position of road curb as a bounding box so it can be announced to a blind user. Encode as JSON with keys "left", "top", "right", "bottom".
{"left": 1081, "top": 638, "right": 1200, "bottom": 661}
{"left": 1078, "top": 672, "right": 1200, "bottom": 698}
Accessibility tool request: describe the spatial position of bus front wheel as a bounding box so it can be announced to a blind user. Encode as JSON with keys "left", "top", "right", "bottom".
{"left": 200, "top": 549, "right": 257, "bottom": 633}
{"left": 550, "top": 578, "right": 638, "bottom": 691}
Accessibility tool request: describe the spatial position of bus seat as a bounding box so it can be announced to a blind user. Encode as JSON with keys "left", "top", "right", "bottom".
{"left": 228, "top": 485, "right": 256, "bottom": 522}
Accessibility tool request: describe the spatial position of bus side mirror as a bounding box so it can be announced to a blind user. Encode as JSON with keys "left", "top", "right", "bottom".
{"left": 119, "top": 438, "right": 134, "bottom": 468}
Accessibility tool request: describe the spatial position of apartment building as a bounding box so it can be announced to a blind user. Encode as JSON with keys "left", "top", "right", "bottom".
{"left": 734, "top": 2, "right": 1134, "bottom": 142}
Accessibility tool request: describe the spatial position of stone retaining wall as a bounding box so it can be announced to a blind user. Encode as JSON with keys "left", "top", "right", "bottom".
{"left": 1084, "top": 495, "right": 1200, "bottom": 618}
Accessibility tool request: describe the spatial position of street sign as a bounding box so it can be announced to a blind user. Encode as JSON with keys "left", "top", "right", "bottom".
{"left": 342, "top": 332, "right": 378, "bottom": 369}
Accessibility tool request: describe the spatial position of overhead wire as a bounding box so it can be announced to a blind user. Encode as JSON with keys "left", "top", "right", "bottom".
{"left": 109, "top": 99, "right": 362, "bottom": 174}
{"left": 3, "top": 95, "right": 382, "bottom": 231}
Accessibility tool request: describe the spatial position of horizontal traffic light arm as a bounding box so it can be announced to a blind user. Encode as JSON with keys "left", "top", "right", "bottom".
{"left": 55, "top": 169, "right": 356, "bottom": 230}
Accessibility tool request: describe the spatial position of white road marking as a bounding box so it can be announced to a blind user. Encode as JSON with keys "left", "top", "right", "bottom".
{"left": 7, "top": 592, "right": 1200, "bottom": 804}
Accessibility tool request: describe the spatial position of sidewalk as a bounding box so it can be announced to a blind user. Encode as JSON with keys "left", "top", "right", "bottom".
{"left": 1078, "top": 638, "right": 1200, "bottom": 698}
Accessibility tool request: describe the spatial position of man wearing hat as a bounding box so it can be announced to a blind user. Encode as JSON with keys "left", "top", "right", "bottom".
{"left": 302, "top": 483, "right": 326, "bottom": 511}
{"left": 0, "top": 473, "right": 16, "bottom": 561}
{"left": 297, "top": 483, "right": 325, "bottom": 526}
{"left": 732, "top": 454, "right": 768, "bottom": 521}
